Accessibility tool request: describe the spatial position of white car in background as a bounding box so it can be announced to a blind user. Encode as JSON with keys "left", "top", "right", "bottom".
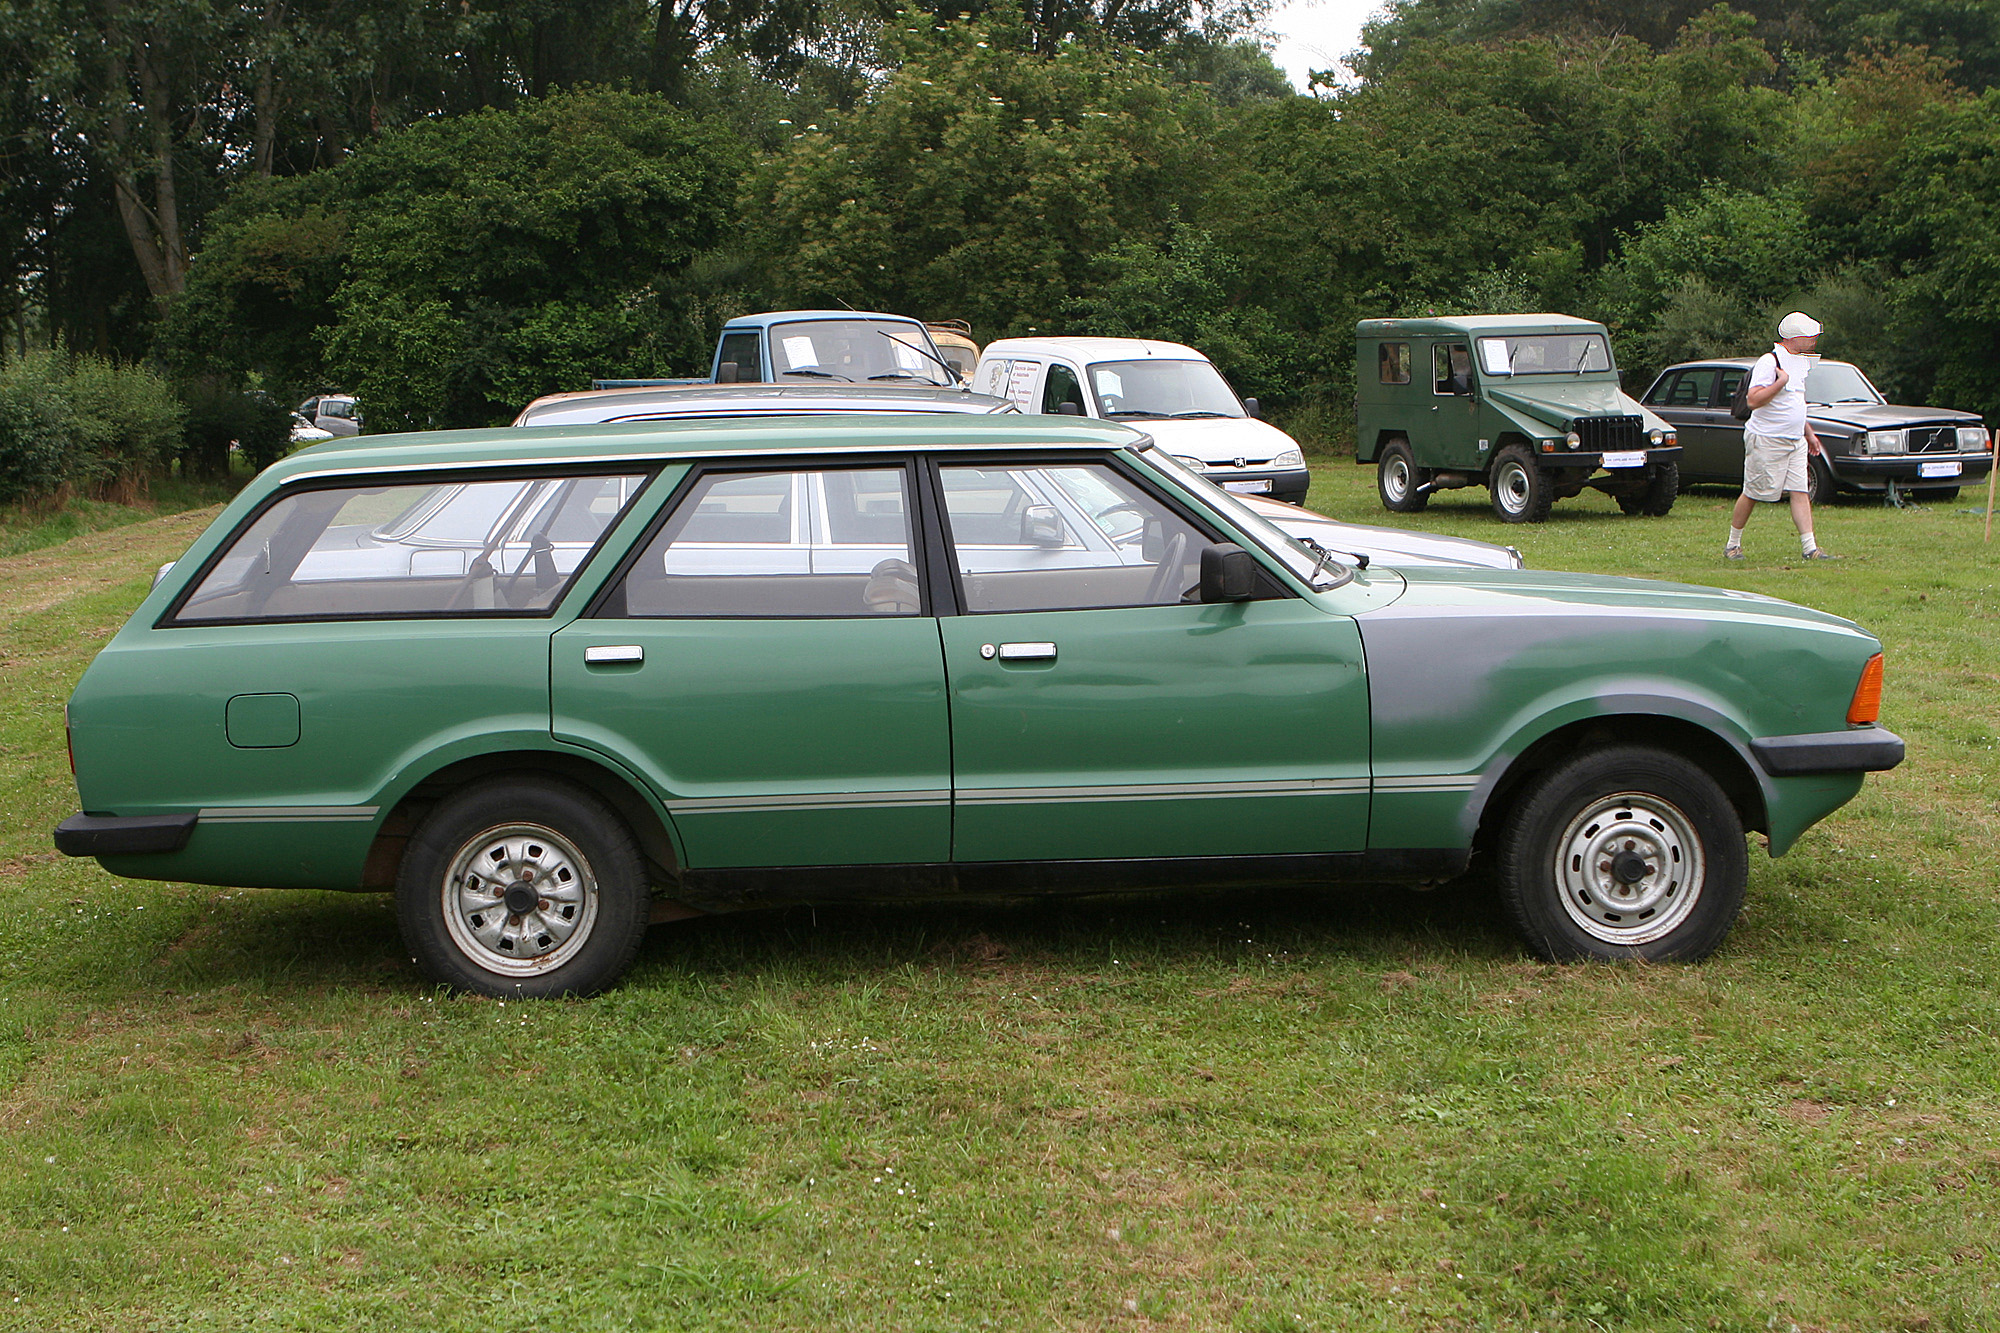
{"left": 510, "top": 382, "right": 1523, "bottom": 569}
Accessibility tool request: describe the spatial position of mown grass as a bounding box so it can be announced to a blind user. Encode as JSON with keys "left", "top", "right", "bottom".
{"left": 0, "top": 477, "right": 242, "bottom": 559}
{"left": 1, "top": 467, "right": 1996, "bottom": 1331}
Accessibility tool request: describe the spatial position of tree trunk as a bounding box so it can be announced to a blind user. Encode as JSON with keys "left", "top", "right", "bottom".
{"left": 252, "top": 0, "right": 288, "bottom": 178}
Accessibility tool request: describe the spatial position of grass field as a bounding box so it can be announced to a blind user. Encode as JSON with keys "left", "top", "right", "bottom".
{"left": 1, "top": 462, "right": 1996, "bottom": 1331}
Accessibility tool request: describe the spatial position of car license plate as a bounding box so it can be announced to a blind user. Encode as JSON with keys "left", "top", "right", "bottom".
{"left": 1919, "top": 459, "right": 1963, "bottom": 478}
{"left": 1601, "top": 450, "right": 1645, "bottom": 469}
{"left": 1223, "top": 479, "right": 1272, "bottom": 493}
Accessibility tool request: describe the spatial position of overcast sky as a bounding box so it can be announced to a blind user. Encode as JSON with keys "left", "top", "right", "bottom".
{"left": 1262, "top": 0, "right": 1393, "bottom": 89}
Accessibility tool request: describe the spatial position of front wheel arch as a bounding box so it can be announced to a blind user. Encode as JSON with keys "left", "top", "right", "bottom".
{"left": 1470, "top": 715, "right": 1767, "bottom": 861}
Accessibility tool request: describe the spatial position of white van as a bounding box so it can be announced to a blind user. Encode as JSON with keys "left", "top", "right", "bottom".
{"left": 972, "top": 337, "right": 1308, "bottom": 503}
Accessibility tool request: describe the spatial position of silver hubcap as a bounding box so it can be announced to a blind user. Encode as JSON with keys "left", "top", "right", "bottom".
{"left": 442, "top": 822, "right": 598, "bottom": 976}
{"left": 1383, "top": 455, "right": 1411, "bottom": 501}
{"left": 1496, "top": 462, "right": 1531, "bottom": 514}
{"left": 1553, "top": 792, "right": 1704, "bottom": 945}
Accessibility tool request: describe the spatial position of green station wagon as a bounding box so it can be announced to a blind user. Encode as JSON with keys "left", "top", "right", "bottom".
{"left": 1357, "top": 315, "right": 1682, "bottom": 522}
{"left": 55, "top": 416, "right": 1902, "bottom": 996}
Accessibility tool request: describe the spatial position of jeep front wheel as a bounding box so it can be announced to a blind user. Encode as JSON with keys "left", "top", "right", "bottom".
{"left": 1489, "top": 446, "right": 1553, "bottom": 523}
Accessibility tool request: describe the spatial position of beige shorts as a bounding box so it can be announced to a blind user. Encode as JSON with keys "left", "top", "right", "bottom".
{"left": 1743, "top": 431, "right": 1809, "bottom": 502}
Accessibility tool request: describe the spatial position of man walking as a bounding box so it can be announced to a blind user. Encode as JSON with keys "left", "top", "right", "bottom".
{"left": 1725, "top": 311, "right": 1838, "bottom": 561}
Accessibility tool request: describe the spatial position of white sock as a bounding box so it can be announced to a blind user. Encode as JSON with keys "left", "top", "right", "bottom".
{"left": 1726, "top": 526, "right": 1744, "bottom": 549}
{"left": 1801, "top": 532, "right": 1818, "bottom": 554}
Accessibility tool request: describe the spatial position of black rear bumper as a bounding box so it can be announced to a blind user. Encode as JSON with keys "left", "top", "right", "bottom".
{"left": 1750, "top": 728, "right": 1905, "bottom": 776}
{"left": 53, "top": 812, "right": 197, "bottom": 857}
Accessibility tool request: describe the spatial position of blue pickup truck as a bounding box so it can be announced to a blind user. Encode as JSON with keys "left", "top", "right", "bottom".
{"left": 593, "top": 310, "right": 963, "bottom": 391}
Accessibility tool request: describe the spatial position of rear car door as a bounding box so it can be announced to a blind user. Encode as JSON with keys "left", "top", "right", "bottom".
{"left": 552, "top": 460, "right": 951, "bottom": 869}
{"left": 931, "top": 456, "right": 1371, "bottom": 863}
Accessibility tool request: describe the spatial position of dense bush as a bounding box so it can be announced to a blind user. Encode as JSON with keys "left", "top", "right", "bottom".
{"left": 0, "top": 350, "right": 184, "bottom": 505}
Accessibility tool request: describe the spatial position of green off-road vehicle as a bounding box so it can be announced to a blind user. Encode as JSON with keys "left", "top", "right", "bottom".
{"left": 1356, "top": 315, "right": 1681, "bottom": 523}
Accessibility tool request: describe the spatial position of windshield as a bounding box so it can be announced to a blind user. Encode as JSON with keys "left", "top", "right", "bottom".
{"left": 1088, "top": 359, "right": 1244, "bottom": 419}
{"left": 1133, "top": 446, "right": 1351, "bottom": 590}
{"left": 767, "top": 319, "right": 956, "bottom": 386}
{"left": 1803, "top": 360, "right": 1884, "bottom": 405}
{"left": 1476, "top": 334, "right": 1613, "bottom": 376}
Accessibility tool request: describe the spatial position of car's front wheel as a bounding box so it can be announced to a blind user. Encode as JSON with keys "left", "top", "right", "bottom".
{"left": 1806, "top": 456, "right": 1837, "bottom": 506}
{"left": 1495, "top": 746, "right": 1747, "bottom": 962}
{"left": 1489, "top": 446, "right": 1553, "bottom": 523}
{"left": 1613, "top": 460, "right": 1679, "bottom": 517}
{"left": 396, "top": 776, "right": 650, "bottom": 997}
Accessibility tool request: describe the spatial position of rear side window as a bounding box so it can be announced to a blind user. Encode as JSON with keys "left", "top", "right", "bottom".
{"left": 170, "top": 472, "right": 648, "bottom": 624}
{"left": 1665, "top": 369, "right": 1717, "bottom": 407}
{"left": 609, "top": 466, "right": 920, "bottom": 618}
{"left": 717, "top": 331, "right": 763, "bottom": 383}
{"left": 1378, "top": 343, "right": 1411, "bottom": 384}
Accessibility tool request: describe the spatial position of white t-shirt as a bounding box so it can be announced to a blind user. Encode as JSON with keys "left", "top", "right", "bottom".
{"left": 1746, "top": 346, "right": 1813, "bottom": 438}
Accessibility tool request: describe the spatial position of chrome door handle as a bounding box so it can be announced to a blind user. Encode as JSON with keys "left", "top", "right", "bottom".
{"left": 995, "top": 641, "right": 1056, "bottom": 661}
{"left": 584, "top": 645, "right": 644, "bottom": 665}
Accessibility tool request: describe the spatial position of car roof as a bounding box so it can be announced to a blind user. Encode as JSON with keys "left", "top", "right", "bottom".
{"left": 1660, "top": 358, "right": 1858, "bottom": 371}
{"left": 272, "top": 414, "right": 1147, "bottom": 484}
{"left": 981, "top": 336, "right": 1207, "bottom": 362}
{"left": 719, "top": 310, "right": 929, "bottom": 330}
{"left": 1355, "top": 314, "right": 1607, "bottom": 337}
{"left": 512, "top": 383, "right": 1014, "bottom": 427}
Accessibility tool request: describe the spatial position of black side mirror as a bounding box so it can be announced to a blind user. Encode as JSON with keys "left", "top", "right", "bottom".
{"left": 717, "top": 361, "right": 739, "bottom": 384}
{"left": 1242, "top": 397, "right": 1262, "bottom": 420}
{"left": 1055, "top": 401, "right": 1083, "bottom": 416}
{"left": 1199, "top": 543, "right": 1258, "bottom": 603}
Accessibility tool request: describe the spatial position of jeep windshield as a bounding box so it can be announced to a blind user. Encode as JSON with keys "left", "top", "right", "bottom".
{"left": 1802, "top": 360, "right": 1885, "bottom": 406}
{"left": 768, "top": 319, "right": 956, "bottom": 386}
{"left": 1476, "top": 334, "right": 1613, "bottom": 376}
{"left": 1088, "top": 359, "right": 1245, "bottom": 420}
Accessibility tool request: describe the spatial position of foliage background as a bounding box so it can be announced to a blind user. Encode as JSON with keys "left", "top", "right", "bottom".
{"left": 4, "top": 0, "right": 2000, "bottom": 465}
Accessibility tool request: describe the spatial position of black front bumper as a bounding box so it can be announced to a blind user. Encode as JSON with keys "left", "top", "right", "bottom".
{"left": 1828, "top": 453, "right": 1991, "bottom": 491}
{"left": 54, "top": 812, "right": 198, "bottom": 857}
{"left": 1750, "top": 728, "right": 1905, "bottom": 776}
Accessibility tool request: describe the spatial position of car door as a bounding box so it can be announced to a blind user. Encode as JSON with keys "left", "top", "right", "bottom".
{"left": 1650, "top": 367, "right": 1733, "bottom": 481}
{"left": 931, "top": 456, "right": 1371, "bottom": 863}
{"left": 551, "top": 460, "right": 952, "bottom": 870}
{"left": 1423, "top": 342, "right": 1480, "bottom": 469}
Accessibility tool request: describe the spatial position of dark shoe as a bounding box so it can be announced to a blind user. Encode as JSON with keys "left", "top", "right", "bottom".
{"left": 1803, "top": 548, "right": 1841, "bottom": 560}
{"left": 1723, "top": 547, "right": 1745, "bottom": 560}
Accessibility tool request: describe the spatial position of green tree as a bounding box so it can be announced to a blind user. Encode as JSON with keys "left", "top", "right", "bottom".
{"left": 747, "top": 16, "right": 1215, "bottom": 334}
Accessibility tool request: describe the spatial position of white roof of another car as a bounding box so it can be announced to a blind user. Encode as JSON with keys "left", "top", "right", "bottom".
{"left": 981, "top": 336, "right": 1209, "bottom": 363}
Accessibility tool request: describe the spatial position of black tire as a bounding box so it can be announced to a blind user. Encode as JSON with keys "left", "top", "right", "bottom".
{"left": 1805, "top": 456, "right": 1837, "bottom": 506}
{"left": 1376, "top": 437, "right": 1429, "bottom": 513}
{"left": 1488, "top": 445, "right": 1553, "bottom": 523}
{"left": 1495, "top": 746, "right": 1748, "bottom": 963}
{"left": 1615, "top": 462, "right": 1679, "bottom": 515}
{"left": 396, "top": 776, "right": 650, "bottom": 998}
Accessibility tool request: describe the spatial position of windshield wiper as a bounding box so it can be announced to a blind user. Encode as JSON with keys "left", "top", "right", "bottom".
{"left": 779, "top": 368, "right": 852, "bottom": 382}
{"left": 867, "top": 373, "right": 931, "bottom": 382}
{"left": 1105, "top": 410, "right": 1166, "bottom": 419}
{"left": 1168, "top": 411, "right": 1234, "bottom": 419}
{"left": 1573, "top": 345, "right": 1594, "bottom": 374}
{"left": 878, "top": 331, "right": 959, "bottom": 385}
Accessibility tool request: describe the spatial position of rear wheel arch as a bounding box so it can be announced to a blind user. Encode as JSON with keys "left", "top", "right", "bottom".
{"left": 364, "top": 750, "right": 682, "bottom": 892}
{"left": 1471, "top": 715, "right": 1767, "bottom": 859}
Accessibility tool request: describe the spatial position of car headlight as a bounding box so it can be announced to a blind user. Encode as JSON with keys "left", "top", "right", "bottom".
{"left": 1172, "top": 455, "right": 1207, "bottom": 471}
{"left": 1648, "top": 428, "right": 1665, "bottom": 446}
{"left": 1274, "top": 449, "right": 1304, "bottom": 468}
{"left": 1958, "top": 426, "right": 1989, "bottom": 451}
{"left": 1565, "top": 431, "right": 1581, "bottom": 449}
{"left": 1866, "top": 429, "right": 1906, "bottom": 455}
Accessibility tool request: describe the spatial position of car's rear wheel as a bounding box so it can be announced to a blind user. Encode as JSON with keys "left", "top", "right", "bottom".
{"left": 1496, "top": 746, "right": 1747, "bottom": 962}
{"left": 396, "top": 776, "right": 650, "bottom": 997}
{"left": 1489, "top": 446, "right": 1552, "bottom": 523}
{"left": 1377, "top": 438, "right": 1428, "bottom": 513}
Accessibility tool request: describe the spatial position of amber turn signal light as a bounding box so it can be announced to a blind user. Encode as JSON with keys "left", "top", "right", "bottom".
{"left": 1847, "top": 653, "right": 1884, "bottom": 724}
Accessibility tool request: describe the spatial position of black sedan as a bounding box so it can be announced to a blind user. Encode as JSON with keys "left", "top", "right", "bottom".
{"left": 1640, "top": 358, "right": 1992, "bottom": 502}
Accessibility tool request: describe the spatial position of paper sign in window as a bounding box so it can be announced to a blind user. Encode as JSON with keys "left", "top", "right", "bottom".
{"left": 781, "top": 336, "right": 817, "bottom": 368}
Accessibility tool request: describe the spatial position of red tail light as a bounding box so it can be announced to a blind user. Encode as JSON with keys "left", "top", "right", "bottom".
{"left": 1847, "top": 654, "right": 1884, "bottom": 725}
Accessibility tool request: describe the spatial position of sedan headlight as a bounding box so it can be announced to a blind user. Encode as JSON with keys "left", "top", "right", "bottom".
{"left": 1274, "top": 449, "right": 1304, "bottom": 468}
{"left": 1958, "top": 426, "right": 1989, "bottom": 451}
{"left": 1866, "top": 429, "right": 1906, "bottom": 455}
{"left": 1172, "top": 455, "right": 1207, "bottom": 471}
